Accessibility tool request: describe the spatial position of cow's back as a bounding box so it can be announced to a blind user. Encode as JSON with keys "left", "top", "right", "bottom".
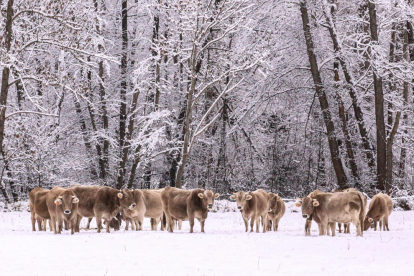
{"left": 252, "top": 189, "right": 268, "bottom": 216}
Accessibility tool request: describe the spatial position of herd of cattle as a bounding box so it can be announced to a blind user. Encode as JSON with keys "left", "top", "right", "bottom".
{"left": 28, "top": 185, "right": 393, "bottom": 236}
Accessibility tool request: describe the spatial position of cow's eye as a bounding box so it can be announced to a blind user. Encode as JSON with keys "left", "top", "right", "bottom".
{"left": 125, "top": 196, "right": 128, "bottom": 199}
{"left": 309, "top": 205, "right": 312, "bottom": 208}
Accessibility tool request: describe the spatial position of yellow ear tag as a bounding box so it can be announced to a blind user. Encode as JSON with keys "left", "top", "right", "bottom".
{"left": 56, "top": 201, "right": 61, "bottom": 205}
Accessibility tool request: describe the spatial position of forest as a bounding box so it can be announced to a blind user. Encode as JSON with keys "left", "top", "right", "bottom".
{"left": 1, "top": 0, "right": 413, "bottom": 204}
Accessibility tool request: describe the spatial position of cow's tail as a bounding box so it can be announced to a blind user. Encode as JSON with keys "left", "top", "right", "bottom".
{"left": 162, "top": 212, "right": 167, "bottom": 229}
{"left": 356, "top": 192, "right": 366, "bottom": 236}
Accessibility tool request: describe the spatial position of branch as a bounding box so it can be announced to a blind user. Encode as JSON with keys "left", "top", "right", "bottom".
{"left": 6, "top": 111, "right": 59, "bottom": 119}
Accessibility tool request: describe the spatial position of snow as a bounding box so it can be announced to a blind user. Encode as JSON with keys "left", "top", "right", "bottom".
{"left": 1, "top": 206, "right": 413, "bottom": 276}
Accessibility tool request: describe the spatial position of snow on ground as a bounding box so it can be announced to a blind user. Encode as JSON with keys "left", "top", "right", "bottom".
{"left": 1, "top": 207, "right": 413, "bottom": 276}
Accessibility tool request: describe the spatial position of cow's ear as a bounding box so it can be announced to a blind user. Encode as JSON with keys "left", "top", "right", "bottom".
{"left": 229, "top": 194, "right": 236, "bottom": 200}
{"left": 198, "top": 193, "right": 204, "bottom": 199}
{"left": 117, "top": 193, "right": 123, "bottom": 199}
{"left": 295, "top": 198, "right": 302, "bottom": 207}
{"left": 54, "top": 197, "right": 63, "bottom": 205}
{"left": 214, "top": 193, "right": 220, "bottom": 198}
{"left": 72, "top": 196, "right": 79, "bottom": 203}
{"left": 312, "top": 199, "right": 320, "bottom": 206}
{"left": 245, "top": 195, "right": 252, "bottom": 200}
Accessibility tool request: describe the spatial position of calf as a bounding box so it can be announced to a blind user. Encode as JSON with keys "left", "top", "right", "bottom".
{"left": 230, "top": 189, "right": 269, "bottom": 233}
{"left": 161, "top": 187, "right": 219, "bottom": 233}
{"left": 297, "top": 190, "right": 327, "bottom": 236}
{"left": 296, "top": 191, "right": 366, "bottom": 237}
{"left": 70, "top": 185, "right": 135, "bottom": 233}
{"left": 46, "top": 187, "right": 79, "bottom": 234}
{"left": 29, "top": 187, "right": 51, "bottom": 231}
{"left": 266, "top": 193, "right": 285, "bottom": 231}
{"left": 123, "top": 188, "right": 165, "bottom": 231}
{"left": 364, "top": 193, "right": 393, "bottom": 231}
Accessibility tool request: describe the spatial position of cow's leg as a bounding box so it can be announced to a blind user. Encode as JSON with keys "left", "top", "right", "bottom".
{"left": 57, "top": 216, "right": 63, "bottom": 234}
{"left": 105, "top": 219, "right": 111, "bottom": 233}
{"left": 137, "top": 215, "right": 144, "bottom": 231}
{"left": 320, "top": 220, "right": 328, "bottom": 236}
{"left": 49, "top": 219, "right": 53, "bottom": 232}
{"left": 189, "top": 214, "right": 195, "bottom": 233}
{"left": 178, "top": 220, "right": 182, "bottom": 230}
{"left": 75, "top": 215, "right": 82, "bottom": 232}
{"left": 275, "top": 218, "right": 280, "bottom": 231}
{"left": 379, "top": 219, "right": 383, "bottom": 231}
{"left": 305, "top": 219, "right": 311, "bottom": 236}
{"left": 337, "top": 223, "right": 342, "bottom": 233}
{"left": 50, "top": 216, "right": 57, "bottom": 234}
{"left": 383, "top": 216, "right": 389, "bottom": 231}
{"left": 31, "top": 212, "right": 36, "bottom": 231}
{"left": 164, "top": 212, "right": 174, "bottom": 233}
{"left": 86, "top": 218, "right": 93, "bottom": 229}
{"left": 243, "top": 217, "right": 249, "bottom": 232}
{"left": 330, "top": 222, "right": 336, "bottom": 237}
{"left": 326, "top": 223, "right": 330, "bottom": 236}
{"left": 64, "top": 220, "right": 69, "bottom": 231}
{"left": 200, "top": 220, "right": 205, "bottom": 233}
{"left": 250, "top": 216, "right": 255, "bottom": 232}
{"left": 41, "top": 219, "right": 46, "bottom": 231}
{"left": 70, "top": 218, "right": 75, "bottom": 235}
{"left": 36, "top": 218, "right": 42, "bottom": 231}
{"left": 96, "top": 214, "right": 103, "bottom": 233}
{"left": 125, "top": 218, "right": 130, "bottom": 230}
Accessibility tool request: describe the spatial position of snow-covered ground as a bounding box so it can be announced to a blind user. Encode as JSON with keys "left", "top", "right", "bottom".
{"left": 1, "top": 207, "right": 413, "bottom": 276}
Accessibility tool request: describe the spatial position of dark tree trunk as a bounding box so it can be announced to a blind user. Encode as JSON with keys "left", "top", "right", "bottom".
{"left": 386, "top": 112, "right": 401, "bottom": 195}
{"left": 300, "top": 0, "right": 347, "bottom": 188}
{"left": 368, "top": 1, "right": 387, "bottom": 191}
{"left": 117, "top": 0, "right": 129, "bottom": 189}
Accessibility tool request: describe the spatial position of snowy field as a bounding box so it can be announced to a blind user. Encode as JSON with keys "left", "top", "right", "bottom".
{"left": 1, "top": 206, "right": 414, "bottom": 276}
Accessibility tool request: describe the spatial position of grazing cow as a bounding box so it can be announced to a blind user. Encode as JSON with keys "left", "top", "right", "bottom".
{"left": 266, "top": 193, "right": 285, "bottom": 231}
{"left": 29, "top": 187, "right": 51, "bottom": 231}
{"left": 85, "top": 214, "right": 122, "bottom": 231}
{"left": 123, "top": 189, "right": 165, "bottom": 231}
{"left": 364, "top": 193, "right": 393, "bottom": 231}
{"left": 70, "top": 185, "right": 135, "bottom": 233}
{"left": 296, "top": 191, "right": 366, "bottom": 237}
{"left": 46, "top": 187, "right": 79, "bottom": 235}
{"left": 230, "top": 189, "right": 269, "bottom": 233}
{"left": 161, "top": 187, "right": 219, "bottom": 233}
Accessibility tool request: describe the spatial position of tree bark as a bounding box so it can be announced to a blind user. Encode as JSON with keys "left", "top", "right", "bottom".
{"left": 300, "top": 0, "right": 347, "bottom": 188}
{"left": 116, "top": 0, "right": 129, "bottom": 189}
{"left": 386, "top": 111, "right": 400, "bottom": 195}
{"left": 368, "top": 0, "right": 387, "bottom": 191}
{"left": 323, "top": 0, "right": 375, "bottom": 171}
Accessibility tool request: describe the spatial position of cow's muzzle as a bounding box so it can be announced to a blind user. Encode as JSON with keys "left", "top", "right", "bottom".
{"left": 207, "top": 204, "right": 213, "bottom": 209}
{"left": 302, "top": 214, "right": 309, "bottom": 219}
{"left": 64, "top": 210, "right": 71, "bottom": 215}
{"left": 129, "top": 203, "right": 136, "bottom": 210}
{"left": 237, "top": 206, "right": 242, "bottom": 210}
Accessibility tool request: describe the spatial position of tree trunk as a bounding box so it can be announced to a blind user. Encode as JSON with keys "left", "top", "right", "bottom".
{"left": 300, "top": 0, "right": 347, "bottom": 188}
{"left": 117, "top": 0, "right": 129, "bottom": 189}
{"left": 386, "top": 112, "right": 401, "bottom": 195}
{"left": 323, "top": 0, "right": 375, "bottom": 172}
{"left": 368, "top": 1, "right": 387, "bottom": 191}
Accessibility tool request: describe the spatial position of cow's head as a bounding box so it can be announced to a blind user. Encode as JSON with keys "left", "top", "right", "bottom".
{"left": 267, "top": 193, "right": 280, "bottom": 213}
{"left": 54, "top": 190, "right": 79, "bottom": 215}
{"left": 117, "top": 188, "right": 136, "bottom": 210}
{"left": 229, "top": 192, "right": 252, "bottom": 211}
{"left": 363, "top": 216, "right": 375, "bottom": 231}
{"left": 198, "top": 190, "right": 219, "bottom": 210}
{"left": 295, "top": 197, "right": 319, "bottom": 219}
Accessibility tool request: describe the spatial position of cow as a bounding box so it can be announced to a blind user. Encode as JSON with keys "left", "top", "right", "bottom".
{"left": 230, "top": 189, "right": 269, "bottom": 233}
{"left": 296, "top": 191, "right": 366, "bottom": 237}
{"left": 123, "top": 188, "right": 165, "bottom": 231}
{"left": 29, "top": 187, "right": 51, "bottom": 231}
{"left": 297, "top": 189, "right": 328, "bottom": 236}
{"left": 70, "top": 185, "right": 135, "bottom": 233}
{"left": 266, "top": 193, "right": 285, "bottom": 231}
{"left": 161, "top": 187, "right": 219, "bottom": 233}
{"left": 364, "top": 193, "right": 393, "bottom": 231}
{"left": 46, "top": 187, "right": 79, "bottom": 235}
{"left": 332, "top": 188, "right": 368, "bottom": 234}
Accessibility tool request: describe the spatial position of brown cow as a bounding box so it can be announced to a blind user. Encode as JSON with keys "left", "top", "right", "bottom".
{"left": 266, "top": 193, "right": 285, "bottom": 231}
{"left": 29, "top": 187, "right": 51, "bottom": 231}
{"left": 332, "top": 188, "right": 368, "bottom": 234}
{"left": 46, "top": 187, "right": 79, "bottom": 234}
{"left": 230, "top": 189, "right": 269, "bottom": 233}
{"left": 70, "top": 185, "right": 135, "bottom": 233}
{"left": 297, "top": 189, "right": 329, "bottom": 236}
{"left": 296, "top": 191, "right": 366, "bottom": 237}
{"left": 123, "top": 188, "right": 165, "bottom": 231}
{"left": 364, "top": 193, "right": 393, "bottom": 231}
{"left": 161, "top": 187, "right": 219, "bottom": 233}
